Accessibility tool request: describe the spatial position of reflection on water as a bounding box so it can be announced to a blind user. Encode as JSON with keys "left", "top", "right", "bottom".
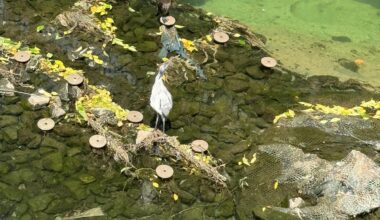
{"left": 181, "top": 0, "right": 380, "bottom": 87}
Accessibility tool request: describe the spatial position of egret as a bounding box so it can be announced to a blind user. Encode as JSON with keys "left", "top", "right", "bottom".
{"left": 150, "top": 61, "right": 173, "bottom": 132}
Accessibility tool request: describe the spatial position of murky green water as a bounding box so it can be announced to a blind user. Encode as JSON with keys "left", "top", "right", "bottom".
{"left": 181, "top": 0, "right": 380, "bottom": 87}
{"left": 1, "top": 0, "right": 380, "bottom": 219}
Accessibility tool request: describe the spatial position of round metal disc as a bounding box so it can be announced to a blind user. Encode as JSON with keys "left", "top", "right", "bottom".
{"left": 191, "top": 139, "right": 209, "bottom": 153}
{"left": 66, "top": 74, "right": 84, "bottom": 86}
{"left": 89, "top": 135, "right": 107, "bottom": 149}
{"left": 156, "top": 165, "right": 174, "bottom": 179}
{"left": 160, "top": 16, "right": 176, "bottom": 26}
{"left": 261, "top": 57, "right": 277, "bottom": 68}
{"left": 127, "top": 111, "right": 143, "bottom": 123}
{"left": 37, "top": 118, "right": 55, "bottom": 131}
{"left": 213, "top": 32, "right": 229, "bottom": 44}
{"left": 14, "top": 51, "right": 31, "bottom": 63}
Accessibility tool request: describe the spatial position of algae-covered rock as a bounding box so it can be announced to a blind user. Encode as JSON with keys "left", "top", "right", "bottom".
{"left": 62, "top": 156, "right": 83, "bottom": 175}
{"left": 13, "top": 202, "right": 29, "bottom": 218}
{"left": 27, "top": 193, "right": 55, "bottom": 212}
{"left": 225, "top": 78, "right": 250, "bottom": 92}
{"left": 0, "top": 104, "right": 24, "bottom": 115}
{"left": 0, "top": 115, "right": 18, "bottom": 128}
{"left": 53, "top": 124, "right": 81, "bottom": 137}
{"left": 2, "top": 125, "right": 19, "bottom": 143}
{"left": 45, "top": 198, "right": 76, "bottom": 214}
{"left": 0, "top": 163, "right": 10, "bottom": 174}
{"left": 176, "top": 206, "right": 204, "bottom": 219}
{"left": 0, "top": 96, "right": 20, "bottom": 105}
{"left": 170, "top": 101, "right": 200, "bottom": 120}
{"left": 20, "top": 214, "right": 33, "bottom": 220}
{"left": 3, "top": 186, "right": 23, "bottom": 201}
{"left": 63, "top": 179, "right": 87, "bottom": 200}
{"left": 138, "top": 41, "right": 158, "bottom": 52}
{"left": 199, "top": 185, "right": 216, "bottom": 203}
{"left": 12, "top": 149, "right": 40, "bottom": 164}
{"left": 40, "top": 137, "right": 67, "bottom": 151}
{"left": 214, "top": 200, "right": 235, "bottom": 218}
{"left": 124, "top": 203, "right": 162, "bottom": 218}
{"left": 42, "top": 152, "right": 63, "bottom": 172}
{"left": 246, "top": 65, "right": 266, "bottom": 79}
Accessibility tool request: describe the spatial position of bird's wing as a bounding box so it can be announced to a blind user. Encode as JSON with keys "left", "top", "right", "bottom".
{"left": 160, "top": 90, "right": 172, "bottom": 117}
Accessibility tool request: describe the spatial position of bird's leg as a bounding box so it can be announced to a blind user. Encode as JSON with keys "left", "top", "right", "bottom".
{"left": 162, "top": 117, "right": 166, "bottom": 133}
{"left": 155, "top": 114, "right": 159, "bottom": 129}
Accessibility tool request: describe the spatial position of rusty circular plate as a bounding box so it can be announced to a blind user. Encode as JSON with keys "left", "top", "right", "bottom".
{"left": 156, "top": 164, "right": 174, "bottom": 179}
{"left": 89, "top": 135, "right": 107, "bottom": 149}
{"left": 66, "top": 74, "right": 84, "bottom": 86}
{"left": 37, "top": 118, "right": 55, "bottom": 131}
{"left": 14, "top": 51, "right": 31, "bottom": 63}
{"left": 191, "top": 139, "right": 209, "bottom": 153}
{"left": 160, "top": 16, "right": 176, "bottom": 26}
{"left": 127, "top": 111, "right": 143, "bottom": 123}
{"left": 261, "top": 57, "right": 277, "bottom": 68}
{"left": 213, "top": 31, "right": 229, "bottom": 44}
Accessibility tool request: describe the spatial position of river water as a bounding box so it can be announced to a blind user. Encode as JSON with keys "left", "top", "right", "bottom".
{"left": 0, "top": 0, "right": 380, "bottom": 219}
{"left": 181, "top": 0, "right": 380, "bottom": 87}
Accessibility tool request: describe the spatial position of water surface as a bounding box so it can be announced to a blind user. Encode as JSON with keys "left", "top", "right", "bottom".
{"left": 181, "top": 0, "right": 380, "bottom": 86}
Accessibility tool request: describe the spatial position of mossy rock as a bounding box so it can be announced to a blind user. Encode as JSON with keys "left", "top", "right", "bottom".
{"left": 40, "top": 137, "right": 67, "bottom": 151}
{"left": 0, "top": 104, "right": 24, "bottom": 115}
{"left": 246, "top": 65, "right": 266, "bottom": 79}
{"left": 18, "top": 130, "right": 42, "bottom": 149}
{"left": 0, "top": 163, "right": 10, "bottom": 174}
{"left": 213, "top": 200, "right": 235, "bottom": 218}
{"left": 42, "top": 152, "right": 64, "bottom": 172}
{"left": 2, "top": 126, "right": 19, "bottom": 143}
{"left": 12, "top": 202, "right": 29, "bottom": 218}
{"left": 12, "top": 149, "right": 40, "bottom": 164}
{"left": 137, "top": 41, "right": 158, "bottom": 52}
{"left": 45, "top": 198, "right": 76, "bottom": 214}
{"left": 27, "top": 193, "right": 55, "bottom": 212}
{"left": 63, "top": 179, "right": 87, "bottom": 200}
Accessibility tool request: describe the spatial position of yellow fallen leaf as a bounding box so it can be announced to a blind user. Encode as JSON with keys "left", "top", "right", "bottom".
{"left": 262, "top": 207, "right": 266, "bottom": 212}
{"left": 233, "top": 33, "right": 241, "bottom": 38}
{"left": 206, "top": 35, "right": 212, "bottom": 42}
{"left": 238, "top": 161, "right": 242, "bottom": 166}
{"left": 128, "top": 7, "right": 135, "bottom": 12}
{"left": 320, "top": 120, "right": 328, "bottom": 124}
{"left": 152, "top": 182, "right": 159, "bottom": 188}
{"left": 250, "top": 153, "right": 257, "bottom": 164}
{"left": 274, "top": 180, "right": 279, "bottom": 190}
{"left": 162, "top": 57, "right": 169, "bottom": 62}
{"left": 330, "top": 118, "right": 341, "bottom": 123}
{"left": 242, "top": 155, "right": 250, "bottom": 166}
{"left": 175, "top": 25, "right": 185, "bottom": 29}
{"left": 299, "top": 102, "right": 313, "bottom": 107}
{"left": 173, "top": 193, "right": 179, "bottom": 201}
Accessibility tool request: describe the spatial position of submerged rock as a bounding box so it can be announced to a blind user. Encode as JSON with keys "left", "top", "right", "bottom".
{"left": 27, "top": 193, "right": 55, "bottom": 212}
{"left": 0, "top": 115, "right": 18, "bottom": 128}
{"left": 42, "top": 152, "right": 63, "bottom": 172}
{"left": 0, "top": 78, "right": 15, "bottom": 96}
{"left": 2, "top": 125, "right": 19, "bottom": 143}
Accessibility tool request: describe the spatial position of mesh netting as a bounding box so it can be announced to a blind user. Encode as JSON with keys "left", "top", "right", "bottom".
{"left": 277, "top": 113, "right": 374, "bottom": 138}
{"left": 259, "top": 144, "right": 380, "bottom": 219}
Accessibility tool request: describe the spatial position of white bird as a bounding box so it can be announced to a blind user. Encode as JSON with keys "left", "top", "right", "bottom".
{"left": 150, "top": 62, "right": 173, "bottom": 132}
